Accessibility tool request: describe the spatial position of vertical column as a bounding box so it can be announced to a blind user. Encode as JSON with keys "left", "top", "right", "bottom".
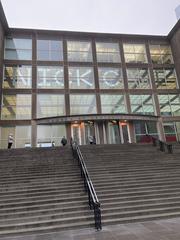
{"left": 66, "top": 123, "right": 71, "bottom": 143}
{"left": 63, "top": 39, "right": 70, "bottom": 116}
{"left": 32, "top": 32, "right": 37, "bottom": 146}
{"left": 119, "top": 40, "right": 131, "bottom": 114}
{"left": 157, "top": 118, "right": 166, "bottom": 141}
{"left": 128, "top": 121, "right": 136, "bottom": 143}
{"left": 31, "top": 120, "right": 37, "bottom": 147}
{"left": 92, "top": 39, "right": 101, "bottom": 114}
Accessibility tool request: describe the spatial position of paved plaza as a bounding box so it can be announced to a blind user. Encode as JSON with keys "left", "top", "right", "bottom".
{"left": 3, "top": 217, "right": 180, "bottom": 240}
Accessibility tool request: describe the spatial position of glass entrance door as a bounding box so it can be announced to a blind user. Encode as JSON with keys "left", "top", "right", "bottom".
{"left": 108, "top": 121, "right": 121, "bottom": 144}
{"left": 71, "top": 124, "right": 81, "bottom": 144}
{"left": 120, "top": 122, "right": 130, "bottom": 143}
{"left": 84, "top": 122, "right": 95, "bottom": 144}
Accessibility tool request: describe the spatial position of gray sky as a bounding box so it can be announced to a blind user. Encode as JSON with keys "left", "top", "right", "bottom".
{"left": 1, "top": 0, "right": 180, "bottom": 35}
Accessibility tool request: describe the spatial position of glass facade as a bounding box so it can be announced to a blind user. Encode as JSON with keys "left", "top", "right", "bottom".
{"left": 153, "top": 68, "right": 177, "bottom": 89}
{"left": 130, "top": 95, "right": 155, "bottom": 115}
{"left": 70, "top": 94, "right": 97, "bottom": 115}
{"left": 123, "top": 44, "right": 147, "bottom": 63}
{"left": 96, "top": 42, "right": 121, "bottom": 62}
{"left": 3, "top": 65, "right": 32, "bottom": 89}
{"left": 158, "top": 95, "right": 180, "bottom": 116}
{"left": 2, "top": 33, "right": 180, "bottom": 148}
{"left": 37, "top": 94, "right": 65, "bottom": 118}
{"left": 67, "top": 41, "right": 92, "bottom": 62}
{"left": 37, "top": 40, "right": 63, "bottom": 61}
{"left": 127, "top": 68, "right": 151, "bottom": 89}
{"left": 98, "top": 67, "right": 123, "bottom": 89}
{"left": 1, "top": 94, "right": 32, "bottom": 120}
{"left": 5, "top": 38, "right": 32, "bottom": 60}
{"left": 150, "top": 45, "right": 174, "bottom": 64}
{"left": 69, "top": 66, "right": 94, "bottom": 89}
{"left": 100, "top": 95, "right": 126, "bottom": 114}
{"left": 37, "top": 66, "right": 64, "bottom": 88}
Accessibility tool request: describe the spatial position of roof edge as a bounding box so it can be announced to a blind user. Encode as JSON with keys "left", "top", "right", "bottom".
{"left": 0, "top": 1, "right": 8, "bottom": 32}
{"left": 7, "top": 27, "right": 168, "bottom": 40}
{"left": 168, "top": 19, "right": 180, "bottom": 39}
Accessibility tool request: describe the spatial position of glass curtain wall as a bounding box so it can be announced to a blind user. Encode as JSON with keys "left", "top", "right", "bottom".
{"left": 5, "top": 38, "right": 32, "bottom": 60}
{"left": 96, "top": 42, "right": 121, "bottom": 62}
{"left": 3, "top": 65, "right": 32, "bottom": 89}
{"left": 68, "top": 67, "right": 95, "bottom": 89}
{"left": 67, "top": 41, "right": 92, "bottom": 62}
{"left": 37, "top": 40, "right": 63, "bottom": 61}
{"left": 130, "top": 95, "right": 155, "bottom": 115}
{"left": 158, "top": 95, "right": 180, "bottom": 116}
{"left": 150, "top": 45, "right": 174, "bottom": 64}
{"left": 37, "top": 66, "right": 64, "bottom": 88}
{"left": 127, "top": 68, "right": 151, "bottom": 89}
{"left": 98, "top": 67, "right": 123, "bottom": 89}
{"left": 100, "top": 94, "right": 126, "bottom": 114}
{"left": 153, "top": 68, "right": 177, "bottom": 89}
{"left": 123, "top": 44, "right": 147, "bottom": 63}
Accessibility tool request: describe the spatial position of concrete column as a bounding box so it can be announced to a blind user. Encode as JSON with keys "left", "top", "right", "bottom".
{"left": 128, "top": 121, "right": 136, "bottom": 143}
{"left": 31, "top": 120, "right": 37, "bottom": 147}
{"left": 157, "top": 118, "right": 166, "bottom": 141}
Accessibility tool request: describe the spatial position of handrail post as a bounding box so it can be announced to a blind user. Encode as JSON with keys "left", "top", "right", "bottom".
{"left": 167, "top": 144, "right": 173, "bottom": 154}
{"left": 94, "top": 203, "right": 102, "bottom": 230}
{"left": 159, "top": 140, "right": 165, "bottom": 152}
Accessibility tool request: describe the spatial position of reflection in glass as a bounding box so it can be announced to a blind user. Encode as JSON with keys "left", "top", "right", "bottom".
{"left": 96, "top": 42, "right": 121, "bottom": 62}
{"left": 70, "top": 94, "right": 97, "bottom": 115}
{"left": 37, "top": 125, "right": 66, "bottom": 146}
{"left": 69, "top": 67, "right": 94, "bottom": 89}
{"left": 3, "top": 65, "right": 32, "bottom": 89}
{"left": 37, "top": 40, "right": 63, "bottom": 61}
{"left": 163, "top": 123, "right": 177, "bottom": 142}
{"left": 100, "top": 95, "right": 126, "bottom": 114}
{"left": 67, "top": 41, "right": 92, "bottom": 62}
{"left": 153, "top": 68, "right": 177, "bottom": 89}
{"left": 5, "top": 38, "right": 32, "bottom": 60}
{"left": 1, "top": 94, "right": 32, "bottom": 120}
{"left": 123, "top": 44, "right": 147, "bottom": 63}
{"left": 130, "top": 95, "right": 154, "bottom": 115}
{"left": 150, "top": 45, "right": 174, "bottom": 64}
{"left": 37, "top": 94, "right": 65, "bottom": 118}
{"left": 98, "top": 67, "right": 123, "bottom": 89}
{"left": 127, "top": 68, "right": 150, "bottom": 89}
{"left": 37, "top": 66, "right": 64, "bottom": 88}
{"left": 134, "top": 121, "right": 157, "bottom": 143}
{"left": 158, "top": 95, "right": 180, "bottom": 116}
{"left": 16, "top": 126, "right": 31, "bottom": 148}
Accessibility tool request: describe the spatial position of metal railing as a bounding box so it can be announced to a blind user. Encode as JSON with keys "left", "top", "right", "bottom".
{"left": 71, "top": 140, "right": 102, "bottom": 230}
{"left": 148, "top": 135, "right": 173, "bottom": 154}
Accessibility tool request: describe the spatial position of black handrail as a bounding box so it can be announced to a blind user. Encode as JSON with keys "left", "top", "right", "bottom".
{"left": 147, "top": 135, "right": 173, "bottom": 154}
{"left": 71, "top": 140, "right": 102, "bottom": 230}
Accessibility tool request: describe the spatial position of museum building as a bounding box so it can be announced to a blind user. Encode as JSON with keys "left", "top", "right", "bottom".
{"left": 0, "top": 3, "right": 180, "bottom": 148}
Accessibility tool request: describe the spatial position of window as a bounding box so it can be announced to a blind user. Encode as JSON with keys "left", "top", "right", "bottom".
{"left": 130, "top": 95, "right": 155, "bottom": 115}
{"left": 37, "top": 66, "right": 64, "bottom": 88}
{"left": 123, "top": 43, "right": 147, "bottom": 63}
{"left": 158, "top": 95, "right": 180, "bottom": 116}
{"left": 134, "top": 121, "right": 157, "bottom": 143}
{"left": 127, "top": 68, "right": 151, "bottom": 89}
{"left": 37, "top": 40, "right": 63, "bottom": 61}
{"left": 96, "top": 42, "right": 121, "bottom": 63}
{"left": 150, "top": 45, "right": 174, "bottom": 64}
{"left": 163, "top": 123, "right": 177, "bottom": 142}
{"left": 5, "top": 38, "right": 32, "bottom": 60}
{"left": 98, "top": 67, "right": 123, "bottom": 89}
{"left": 37, "top": 94, "right": 65, "bottom": 118}
{"left": 100, "top": 94, "right": 126, "bottom": 114}
{"left": 69, "top": 66, "right": 94, "bottom": 89}
{"left": 70, "top": 94, "right": 97, "bottom": 115}
{"left": 3, "top": 65, "right": 32, "bottom": 89}
{"left": 37, "top": 125, "right": 66, "bottom": 147}
{"left": 67, "top": 41, "right": 92, "bottom": 62}
{"left": 1, "top": 94, "right": 32, "bottom": 120}
{"left": 153, "top": 68, "right": 177, "bottom": 89}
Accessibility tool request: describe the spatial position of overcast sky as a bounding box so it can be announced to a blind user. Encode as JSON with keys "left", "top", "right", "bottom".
{"left": 1, "top": 0, "right": 180, "bottom": 35}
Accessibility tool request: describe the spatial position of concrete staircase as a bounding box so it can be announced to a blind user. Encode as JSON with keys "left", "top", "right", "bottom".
{"left": 0, "top": 147, "right": 93, "bottom": 238}
{"left": 80, "top": 143, "right": 180, "bottom": 226}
